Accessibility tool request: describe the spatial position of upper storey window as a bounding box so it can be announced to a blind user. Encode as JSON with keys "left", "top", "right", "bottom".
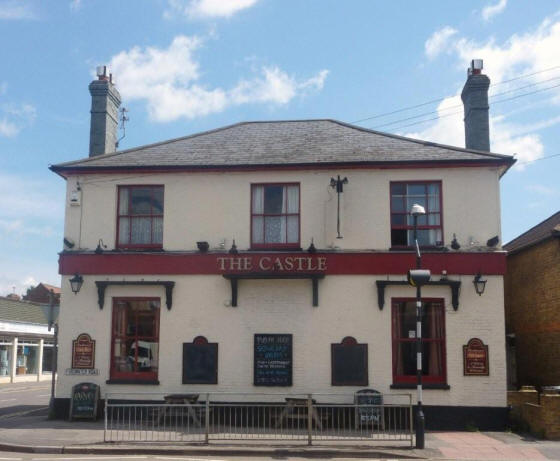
{"left": 117, "top": 186, "right": 164, "bottom": 249}
{"left": 390, "top": 182, "right": 442, "bottom": 247}
{"left": 251, "top": 184, "right": 300, "bottom": 248}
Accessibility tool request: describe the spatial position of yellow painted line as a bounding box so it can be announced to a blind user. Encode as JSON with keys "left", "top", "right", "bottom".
{"left": 0, "top": 406, "right": 48, "bottom": 419}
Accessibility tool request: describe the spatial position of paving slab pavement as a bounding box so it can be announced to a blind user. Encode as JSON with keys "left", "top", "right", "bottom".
{"left": 1, "top": 413, "right": 560, "bottom": 459}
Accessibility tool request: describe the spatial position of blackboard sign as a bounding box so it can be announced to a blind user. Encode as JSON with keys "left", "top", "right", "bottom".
{"left": 331, "top": 337, "right": 368, "bottom": 386}
{"left": 182, "top": 336, "right": 218, "bottom": 384}
{"left": 69, "top": 382, "right": 99, "bottom": 421}
{"left": 354, "top": 389, "right": 383, "bottom": 426}
{"left": 254, "top": 334, "right": 292, "bottom": 386}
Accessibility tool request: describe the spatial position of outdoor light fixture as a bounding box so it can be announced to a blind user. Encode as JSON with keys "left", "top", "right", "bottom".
{"left": 69, "top": 274, "right": 84, "bottom": 294}
{"left": 330, "top": 175, "right": 349, "bottom": 239}
{"left": 473, "top": 272, "right": 487, "bottom": 296}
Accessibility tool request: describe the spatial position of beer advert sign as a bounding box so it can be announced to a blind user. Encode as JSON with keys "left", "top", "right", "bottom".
{"left": 72, "top": 333, "right": 96, "bottom": 369}
{"left": 463, "top": 338, "right": 489, "bottom": 376}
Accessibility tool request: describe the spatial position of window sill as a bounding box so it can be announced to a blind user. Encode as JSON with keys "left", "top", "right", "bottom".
{"left": 248, "top": 247, "right": 303, "bottom": 252}
{"left": 389, "top": 246, "right": 447, "bottom": 252}
{"left": 114, "top": 247, "right": 164, "bottom": 252}
{"left": 390, "top": 383, "right": 450, "bottom": 390}
{"left": 106, "top": 379, "right": 160, "bottom": 385}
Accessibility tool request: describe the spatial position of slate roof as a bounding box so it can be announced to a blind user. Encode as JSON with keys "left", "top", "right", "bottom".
{"left": 504, "top": 211, "right": 560, "bottom": 254}
{"left": 0, "top": 297, "right": 59, "bottom": 326}
{"left": 51, "top": 120, "right": 515, "bottom": 173}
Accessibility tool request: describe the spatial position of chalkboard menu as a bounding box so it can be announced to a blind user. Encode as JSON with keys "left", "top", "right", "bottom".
{"left": 254, "top": 334, "right": 292, "bottom": 386}
{"left": 331, "top": 337, "right": 368, "bottom": 386}
{"left": 182, "top": 336, "right": 218, "bottom": 384}
{"left": 69, "top": 382, "right": 99, "bottom": 421}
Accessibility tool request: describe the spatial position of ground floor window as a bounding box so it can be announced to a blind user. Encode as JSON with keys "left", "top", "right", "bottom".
{"left": 0, "top": 339, "right": 11, "bottom": 376}
{"left": 16, "top": 340, "right": 39, "bottom": 375}
{"left": 111, "top": 298, "right": 160, "bottom": 381}
{"left": 42, "top": 341, "right": 55, "bottom": 373}
{"left": 391, "top": 298, "right": 446, "bottom": 384}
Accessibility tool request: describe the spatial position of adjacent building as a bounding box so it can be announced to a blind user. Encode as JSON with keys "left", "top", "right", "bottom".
{"left": 50, "top": 61, "right": 515, "bottom": 428}
{"left": 504, "top": 211, "right": 560, "bottom": 389}
{"left": 0, "top": 296, "right": 57, "bottom": 383}
{"left": 23, "top": 283, "right": 61, "bottom": 305}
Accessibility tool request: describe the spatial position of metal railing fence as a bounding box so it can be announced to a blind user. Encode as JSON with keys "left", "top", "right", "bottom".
{"left": 104, "top": 392, "right": 413, "bottom": 446}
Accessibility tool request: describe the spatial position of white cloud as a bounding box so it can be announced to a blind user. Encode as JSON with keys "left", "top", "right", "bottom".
{"left": 0, "top": 173, "right": 64, "bottom": 221}
{"left": 70, "top": 0, "right": 82, "bottom": 11}
{"left": 0, "top": 0, "right": 36, "bottom": 20}
{"left": 0, "top": 270, "right": 58, "bottom": 298}
{"left": 524, "top": 184, "right": 558, "bottom": 196}
{"left": 482, "top": 0, "right": 507, "bottom": 22}
{"left": 425, "top": 26, "right": 457, "bottom": 59}
{"left": 165, "top": 0, "right": 258, "bottom": 20}
{"left": 108, "top": 36, "right": 328, "bottom": 122}
{"left": 0, "top": 102, "right": 37, "bottom": 137}
{"left": 412, "top": 14, "right": 560, "bottom": 170}
{"left": 0, "top": 118, "right": 18, "bottom": 136}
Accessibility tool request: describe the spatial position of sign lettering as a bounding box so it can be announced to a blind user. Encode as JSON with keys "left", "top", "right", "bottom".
{"left": 72, "top": 333, "right": 95, "bottom": 369}
{"left": 218, "top": 256, "right": 327, "bottom": 273}
{"left": 463, "top": 338, "right": 489, "bottom": 376}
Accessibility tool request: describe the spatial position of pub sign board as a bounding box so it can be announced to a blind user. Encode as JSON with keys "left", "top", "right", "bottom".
{"left": 463, "top": 338, "right": 489, "bottom": 376}
{"left": 254, "top": 334, "right": 292, "bottom": 386}
{"left": 69, "top": 382, "right": 99, "bottom": 421}
{"left": 72, "top": 333, "right": 95, "bottom": 369}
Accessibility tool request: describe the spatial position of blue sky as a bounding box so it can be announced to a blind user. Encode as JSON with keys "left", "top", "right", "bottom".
{"left": 1, "top": 0, "right": 559, "bottom": 294}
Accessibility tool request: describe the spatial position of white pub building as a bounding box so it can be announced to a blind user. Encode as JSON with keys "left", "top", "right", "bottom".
{"left": 51, "top": 61, "right": 514, "bottom": 429}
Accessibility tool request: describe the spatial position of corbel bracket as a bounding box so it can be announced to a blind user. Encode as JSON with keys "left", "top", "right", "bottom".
{"left": 95, "top": 280, "right": 175, "bottom": 310}
{"left": 376, "top": 280, "right": 461, "bottom": 311}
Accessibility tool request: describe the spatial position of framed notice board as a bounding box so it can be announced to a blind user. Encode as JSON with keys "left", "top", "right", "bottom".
{"left": 182, "top": 336, "right": 218, "bottom": 384}
{"left": 69, "top": 382, "right": 99, "bottom": 421}
{"left": 463, "top": 338, "right": 489, "bottom": 376}
{"left": 331, "top": 337, "right": 368, "bottom": 386}
{"left": 254, "top": 334, "right": 292, "bottom": 386}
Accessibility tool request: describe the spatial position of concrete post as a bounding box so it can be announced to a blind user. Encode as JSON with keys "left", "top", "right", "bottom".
{"left": 10, "top": 337, "right": 18, "bottom": 383}
{"left": 37, "top": 338, "right": 44, "bottom": 382}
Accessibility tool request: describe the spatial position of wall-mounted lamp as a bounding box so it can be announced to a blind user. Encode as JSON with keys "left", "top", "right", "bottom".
{"left": 473, "top": 272, "right": 487, "bottom": 296}
{"left": 95, "top": 239, "right": 107, "bottom": 254}
{"left": 329, "top": 175, "right": 349, "bottom": 239}
{"left": 69, "top": 274, "right": 84, "bottom": 294}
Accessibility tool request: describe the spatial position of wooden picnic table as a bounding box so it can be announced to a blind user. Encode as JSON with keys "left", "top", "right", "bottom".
{"left": 158, "top": 393, "right": 201, "bottom": 426}
{"left": 275, "top": 397, "right": 323, "bottom": 430}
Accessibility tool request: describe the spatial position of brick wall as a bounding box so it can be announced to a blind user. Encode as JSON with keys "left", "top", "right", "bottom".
{"left": 505, "top": 237, "right": 560, "bottom": 386}
{"left": 520, "top": 394, "right": 560, "bottom": 440}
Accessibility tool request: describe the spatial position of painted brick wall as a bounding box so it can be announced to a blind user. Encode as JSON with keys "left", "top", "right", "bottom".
{"left": 56, "top": 273, "right": 506, "bottom": 407}
{"left": 505, "top": 237, "right": 560, "bottom": 387}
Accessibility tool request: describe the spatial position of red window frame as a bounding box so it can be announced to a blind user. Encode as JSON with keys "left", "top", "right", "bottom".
{"left": 250, "top": 183, "right": 301, "bottom": 249}
{"left": 116, "top": 185, "right": 164, "bottom": 249}
{"left": 391, "top": 297, "right": 447, "bottom": 385}
{"left": 110, "top": 297, "right": 160, "bottom": 382}
{"left": 389, "top": 181, "right": 443, "bottom": 248}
